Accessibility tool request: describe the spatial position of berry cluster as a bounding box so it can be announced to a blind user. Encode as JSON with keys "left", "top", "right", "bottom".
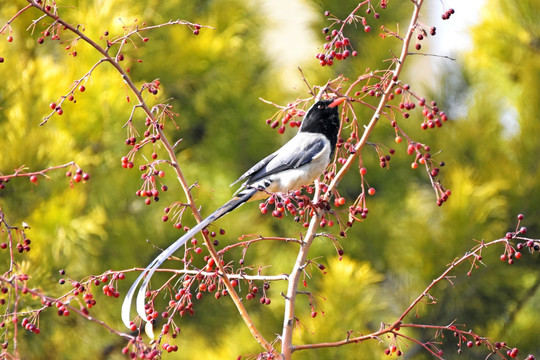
{"left": 387, "top": 81, "right": 448, "bottom": 129}
{"left": 315, "top": 4, "right": 387, "bottom": 67}
{"left": 21, "top": 317, "right": 40, "bottom": 334}
{"left": 65, "top": 168, "right": 90, "bottom": 186}
{"left": 383, "top": 344, "right": 403, "bottom": 357}
{"left": 265, "top": 103, "right": 306, "bottom": 135}
{"left": 135, "top": 166, "right": 168, "bottom": 205}
{"left": 441, "top": 8, "right": 455, "bottom": 21}
{"left": 406, "top": 142, "right": 450, "bottom": 205}
{"left": 315, "top": 28, "right": 357, "bottom": 67}
{"left": 412, "top": 26, "right": 437, "bottom": 50}
{"left": 258, "top": 188, "right": 342, "bottom": 229}
{"left": 500, "top": 214, "right": 539, "bottom": 265}
{"left": 141, "top": 79, "right": 161, "bottom": 96}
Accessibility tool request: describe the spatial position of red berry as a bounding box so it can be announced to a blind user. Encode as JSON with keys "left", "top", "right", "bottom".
{"left": 7, "top": 36, "right": 13, "bottom": 42}
{"left": 364, "top": 26, "right": 371, "bottom": 32}
{"left": 29, "top": 175, "right": 38, "bottom": 184}
{"left": 79, "top": 85, "right": 85, "bottom": 92}
{"left": 509, "top": 348, "right": 519, "bottom": 358}
{"left": 367, "top": 187, "right": 376, "bottom": 196}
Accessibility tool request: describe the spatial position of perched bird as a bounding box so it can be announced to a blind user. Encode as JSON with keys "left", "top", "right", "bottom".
{"left": 121, "top": 97, "right": 345, "bottom": 328}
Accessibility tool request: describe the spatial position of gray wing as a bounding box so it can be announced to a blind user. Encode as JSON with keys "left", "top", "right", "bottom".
{"left": 241, "top": 133, "right": 328, "bottom": 186}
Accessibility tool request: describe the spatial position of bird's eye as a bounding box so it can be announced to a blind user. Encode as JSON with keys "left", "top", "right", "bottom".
{"left": 317, "top": 105, "right": 324, "bottom": 109}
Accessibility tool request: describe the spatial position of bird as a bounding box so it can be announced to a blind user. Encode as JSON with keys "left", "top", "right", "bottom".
{"left": 121, "top": 96, "right": 345, "bottom": 328}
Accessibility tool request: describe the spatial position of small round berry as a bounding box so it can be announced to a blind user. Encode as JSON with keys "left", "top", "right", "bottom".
{"left": 367, "top": 187, "right": 376, "bottom": 196}
{"left": 29, "top": 175, "right": 38, "bottom": 184}
{"left": 79, "top": 85, "right": 86, "bottom": 92}
{"left": 364, "top": 26, "right": 371, "bottom": 33}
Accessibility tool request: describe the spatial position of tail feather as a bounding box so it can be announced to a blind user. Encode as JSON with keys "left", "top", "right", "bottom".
{"left": 121, "top": 187, "right": 258, "bottom": 328}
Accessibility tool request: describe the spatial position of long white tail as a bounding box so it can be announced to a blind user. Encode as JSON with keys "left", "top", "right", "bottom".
{"left": 121, "top": 187, "right": 258, "bottom": 328}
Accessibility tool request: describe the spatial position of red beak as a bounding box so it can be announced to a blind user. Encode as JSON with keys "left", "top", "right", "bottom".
{"left": 328, "top": 97, "right": 346, "bottom": 108}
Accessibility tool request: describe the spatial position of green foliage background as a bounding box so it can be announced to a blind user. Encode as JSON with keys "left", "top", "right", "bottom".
{"left": 0, "top": 0, "right": 538, "bottom": 359}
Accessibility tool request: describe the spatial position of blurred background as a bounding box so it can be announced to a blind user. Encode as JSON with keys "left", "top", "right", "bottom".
{"left": 0, "top": 0, "right": 538, "bottom": 359}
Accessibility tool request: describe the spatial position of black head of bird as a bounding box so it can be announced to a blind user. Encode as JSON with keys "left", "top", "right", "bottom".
{"left": 300, "top": 97, "right": 345, "bottom": 152}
